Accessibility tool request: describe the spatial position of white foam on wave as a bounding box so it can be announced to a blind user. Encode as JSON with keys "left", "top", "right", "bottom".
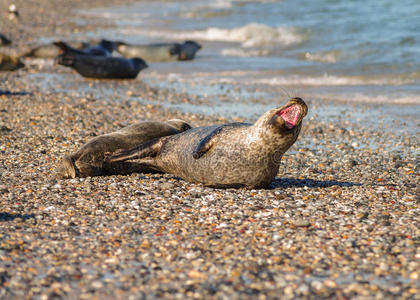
{"left": 207, "top": 0, "right": 232, "bottom": 8}
{"left": 206, "top": 0, "right": 280, "bottom": 6}
{"left": 146, "top": 71, "right": 416, "bottom": 87}
{"left": 302, "top": 50, "right": 341, "bottom": 63}
{"left": 258, "top": 74, "right": 416, "bottom": 86}
{"left": 221, "top": 47, "right": 270, "bottom": 57}
{"left": 186, "top": 23, "right": 304, "bottom": 47}
{"left": 121, "top": 23, "right": 304, "bottom": 48}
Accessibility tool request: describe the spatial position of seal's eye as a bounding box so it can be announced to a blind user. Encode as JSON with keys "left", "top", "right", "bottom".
{"left": 278, "top": 105, "right": 301, "bottom": 129}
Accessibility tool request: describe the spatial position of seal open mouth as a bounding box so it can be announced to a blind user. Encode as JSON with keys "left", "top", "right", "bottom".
{"left": 278, "top": 105, "right": 301, "bottom": 129}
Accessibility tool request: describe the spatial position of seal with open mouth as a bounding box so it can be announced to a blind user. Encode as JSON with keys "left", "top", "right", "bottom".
{"left": 107, "top": 97, "right": 308, "bottom": 188}
{"left": 115, "top": 40, "right": 202, "bottom": 62}
{"left": 59, "top": 119, "right": 192, "bottom": 178}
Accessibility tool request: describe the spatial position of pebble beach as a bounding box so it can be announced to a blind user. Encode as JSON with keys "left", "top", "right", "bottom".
{"left": 1, "top": 0, "right": 419, "bottom": 299}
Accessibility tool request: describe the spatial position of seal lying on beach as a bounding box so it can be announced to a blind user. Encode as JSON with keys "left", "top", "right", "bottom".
{"left": 53, "top": 39, "right": 115, "bottom": 56}
{"left": 107, "top": 97, "right": 308, "bottom": 188}
{"left": 0, "top": 34, "right": 11, "bottom": 46}
{"left": 0, "top": 53, "right": 24, "bottom": 71}
{"left": 56, "top": 52, "right": 148, "bottom": 79}
{"left": 114, "top": 40, "right": 202, "bottom": 62}
{"left": 22, "top": 41, "right": 90, "bottom": 58}
{"left": 59, "top": 119, "right": 192, "bottom": 178}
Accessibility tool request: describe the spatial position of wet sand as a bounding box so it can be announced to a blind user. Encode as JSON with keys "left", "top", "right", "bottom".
{"left": 1, "top": 0, "right": 419, "bottom": 299}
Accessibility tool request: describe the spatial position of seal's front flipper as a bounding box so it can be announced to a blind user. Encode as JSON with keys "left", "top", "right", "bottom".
{"left": 106, "top": 138, "right": 163, "bottom": 163}
{"left": 192, "top": 123, "right": 244, "bottom": 159}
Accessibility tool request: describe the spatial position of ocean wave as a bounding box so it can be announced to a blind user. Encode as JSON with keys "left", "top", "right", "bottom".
{"left": 121, "top": 23, "right": 305, "bottom": 48}
{"left": 147, "top": 71, "right": 417, "bottom": 87}
{"left": 299, "top": 50, "right": 341, "bottom": 63}
{"left": 258, "top": 74, "right": 416, "bottom": 86}
{"left": 183, "top": 23, "right": 305, "bottom": 47}
{"left": 207, "top": 0, "right": 232, "bottom": 8}
{"left": 220, "top": 47, "right": 270, "bottom": 57}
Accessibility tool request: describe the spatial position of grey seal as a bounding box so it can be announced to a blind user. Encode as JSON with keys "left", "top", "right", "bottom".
{"left": 0, "top": 53, "right": 24, "bottom": 71}
{"left": 115, "top": 40, "right": 202, "bottom": 62}
{"left": 53, "top": 39, "right": 115, "bottom": 57}
{"left": 107, "top": 97, "right": 308, "bottom": 188}
{"left": 56, "top": 52, "right": 148, "bottom": 79}
{"left": 22, "top": 41, "right": 90, "bottom": 58}
{"left": 59, "top": 119, "right": 192, "bottom": 178}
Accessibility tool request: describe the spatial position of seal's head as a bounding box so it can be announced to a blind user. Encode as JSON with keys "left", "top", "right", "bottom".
{"left": 179, "top": 40, "right": 202, "bottom": 60}
{"left": 184, "top": 40, "right": 202, "bottom": 50}
{"left": 274, "top": 97, "right": 307, "bottom": 129}
{"left": 131, "top": 57, "right": 149, "bottom": 71}
{"left": 254, "top": 97, "right": 308, "bottom": 141}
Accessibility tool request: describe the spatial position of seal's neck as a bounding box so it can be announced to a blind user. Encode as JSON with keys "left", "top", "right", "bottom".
{"left": 252, "top": 108, "right": 281, "bottom": 140}
{"left": 251, "top": 107, "right": 303, "bottom": 148}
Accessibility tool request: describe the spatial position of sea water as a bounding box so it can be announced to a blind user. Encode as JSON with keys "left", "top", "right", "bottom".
{"left": 79, "top": 0, "right": 420, "bottom": 107}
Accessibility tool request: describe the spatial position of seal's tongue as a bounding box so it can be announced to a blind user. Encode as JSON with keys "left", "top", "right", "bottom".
{"left": 278, "top": 105, "right": 301, "bottom": 129}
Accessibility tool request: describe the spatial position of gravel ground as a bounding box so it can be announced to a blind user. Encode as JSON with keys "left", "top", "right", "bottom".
{"left": 1, "top": 0, "right": 419, "bottom": 299}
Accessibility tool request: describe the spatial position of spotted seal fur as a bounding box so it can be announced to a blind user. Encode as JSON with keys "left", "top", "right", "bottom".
{"left": 59, "top": 119, "right": 192, "bottom": 178}
{"left": 107, "top": 97, "right": 308, "bottom": 188}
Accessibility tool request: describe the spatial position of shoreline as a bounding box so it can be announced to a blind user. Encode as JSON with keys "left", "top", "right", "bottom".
{"left": 1, "top": 0, "right": 419, "bottom": 299}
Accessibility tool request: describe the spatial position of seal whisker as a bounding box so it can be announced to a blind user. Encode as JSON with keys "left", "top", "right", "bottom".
{"left": 278, "top": 85, "right": 292, "bottom": 99}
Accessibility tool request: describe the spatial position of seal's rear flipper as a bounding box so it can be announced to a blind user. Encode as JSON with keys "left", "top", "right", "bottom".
{"left": 106, "top": 138, "right": 163, "bottom": 163}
